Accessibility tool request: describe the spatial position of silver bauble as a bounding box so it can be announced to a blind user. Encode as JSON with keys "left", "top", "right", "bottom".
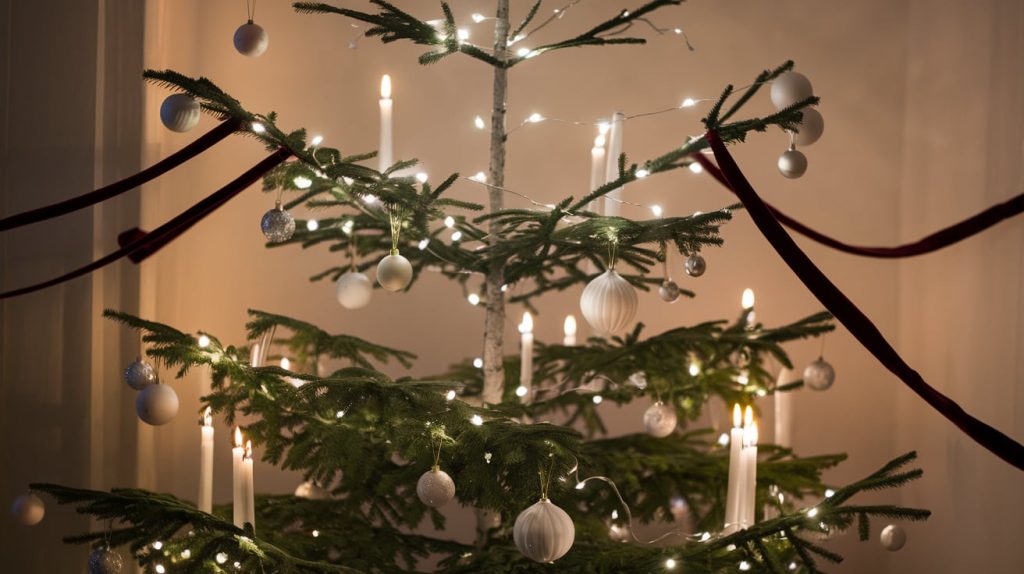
{"left": 135, "top": 383, "right": 179, "bottom": 426}
{"left": 233, "top": 20, "right": 269, "bottom": 57}
{"left": 335, "top": 271, "right": 373, "bottom": 309}
{"left": 803, "top": 357, "right": 835, "bottom": 391}
{"left": 658, "top": 280, "right": 681, "bottom": 303}
{"left": 294, "top": 481, "right": 330, "bottom": 500}
{"left": 376, "top": 252, "right": 413, "bottom": 292}
{"left": 513, "top": 499, "right": 575, "bottom": 563}
{"left": 880, "top": 524, "right": 906, "bottom": 551}
{"left": 11, "top": 493, "right": 45, "bottom": 526}
{"left": 770, "top": 72, "right": 814, "bottom": 110}
{"left": 643, "top": 402, "right": 677, "bottom": 438}
{"left": 416, "top": 467, "right": 456, "bottom": 508}
{"left": 777, "top": 148, "right": 808, "bottom": 179}
{"left": 579, "top": 269, "right": 638, "bottom": 334}
{"left": 684, "top": 254, "right": 706, "bottom": 277}
{"left": 792, "top": 107, "right": 824, "bottom": 146}
{"left": 261, "top": 201, "right": 295, "bottom": 243}
{"left": 88, "top": 547, "right": 124, "bottom": 574}
{"left": 159, "top": 93, "right": 200, "bottom": 133}
{"left": 124, "top": 358, "right": 156, "bottom": 391}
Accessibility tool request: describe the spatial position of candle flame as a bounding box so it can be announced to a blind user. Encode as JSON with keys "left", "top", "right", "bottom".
{"left": 732, "top": 404, "right": 742, "bottom": 428}
{"left": 745, "top": 422, "right": 759, "bottom": 446}
{"left": 203, "top": 407, "right": 212, "bottom": 427}
{"left": 518, "top": 311, "right": 533, "bottom": 334}
{"left": 234, "top": 427, "right": 243, "bottom": 448}
{"left": 563, "top": 315, "right": 577, "bottom": 337}
{"left": 741, "top": 288, "right": 755, "bottom": 310}
{"left": 380, "top": 74, "right": 392, "bottom": 99}
{"left": 744, "top": 405, "right": 754, "bottom": 428}
{"left": 594, "top": 134, "right": 606, "bottom": 148}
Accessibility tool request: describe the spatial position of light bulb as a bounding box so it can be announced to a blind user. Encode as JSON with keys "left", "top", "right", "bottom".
{"left": 446, "top": 390, "right": 457, "bottom": 401}
{"left": 688, "top": 162, "right": 704, "bottom": 174}
{"left": 665, "top": 558, "right": 677, "bottom": 570}
{"left": 444, "top": 216, "right": 455, "bottom": 228}
{"left": 681, "top": 98, "right": 696, "bottom": 108}
{"left": 181, "top": 549, "right": 191, "bottom": 559}
{"left": 335, "top": 410, "right": 345, "bottom": 419}
{"left": 293, "top": 176, "right": 312, "bottom": 189}
{"left": 472, "top": 357, "right": 483, "bottom": 369}
{"left": 688, "top": 362, "right": 700, "bottom": 376}
{"left": 717, "top": 433, "right": 730, "bottom": 446}
{"left": 471, "top": 13, "right": 485, "bottom": 23}
{"left": 418, "top": 238, "right": 430, "bottom": 250}
{"left": 470, "top": 414, "right": 483, "bottom": 426}
{"left": 380, "top": 74, "right": 392, "bottom": 99}
{"left": 527, "top": 113, "right": 543, "bottom": 123}
{"left": 518, "top": 311, "right": 533, "bottom": 334}
{"left": 636, "top": 169, "right": 649, "bottom": 178}
{"left": 650, "top": 204, "right": 662, "bottom": 217}
{"left": 700, "top": 532, "right": 711, "bottom": 542}
{"left": 415, "top": 172, "right": 429, "bottom": 183}
{"left": 825, "top": 489, "right": 835, "bottom": 498}
{"left": 311, "top": 135, "right": 323, "bottom": 146}
{"left": 575, "top": 482, "right": 585, "bottom": 490}
{"left": 198, "top": 335, "right": 210, "bottom": 348}
{"left": 474, "top": 115, "right": 486, "bottom": 129}
{"left": 251, "top": 122, "right": 265, "bottom": 133}
{"left": 450, "top": 230, "right": 463, "bottom": 242}
{"left": 457, "top": 28, "right": 470, "bottom": 41}
{"left": 515, "top": 385, "right": 528, "bottom": 397}
{"left": 216, "top": 553, "right": 228, "bottom": 564}
{"left": 152, "top": 541, "right": 163, "bottom": 550}
{"left": 363, "top": 194, "right": 378, "bottom": 205}
{"left": 741, "top": 288, "right": 755, "bottom": 310}
{"left": 312, "top": 529, "right": 320, "bottom": 537}
{"left": 516, "top": 47, "right": 530, "bottom": 57}
{"left": 470, "top": 171, "right": 487, "bottom": 183}
{"left": 592, "top": 395, "right": 603, "bottom": 405}
{"left": 306, "top": 220, "right": 319, "bottom": 231}
{"left": 807, "top": 507, "right": 818, "bottom": 517}
{"left": 739, "top": 562, "right": 751, "bottom": 571}
{"left": 342, "top": 220, "right": 354, "bottom": 234}
{"left": 468, "top": 293, "right": 481, "bottom": 306}
{"left": 155, "top": 565, "right": 166, "bottom": 574}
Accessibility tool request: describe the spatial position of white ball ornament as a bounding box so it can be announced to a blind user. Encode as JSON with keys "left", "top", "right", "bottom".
{"left": 294, "top": 481, "right": 330, "bottom": 500}
{"left": 770, "top": 71, "right": 814, "bottom": 110}
{"left": 792, "top": 107, "right": 825, "bottom": 146}
{"left": 778, "top": 148, "right": 808, "bottom": 179}
{"left": 88, "top": 546, "right": 124, "bottom": 574}
{"left": 579, "top": 269, "right": 638, "bottom": 334}
{"left": 159, "top": 94, "right": 201, "bottom": 133}
{"left": 658, "top": 280, "right": 681, "bottom": 303}
{"left": 135, "top": 382, "right": 179, "bottom": 426}
{"left": 124, "top": 357, "right": 156, "bottom": 391}
{"left": 335, "top": 271, "right": 373, "bottom": 309}
{"left": 376, "top": 252, "right": 413, "bottom": 292}
{"left": 416, "top": 467, "right": 456, "bottom": 508}
{"left": 643, "top": 402, "right": 678, "bottom": 438}
{"left": 880, "top": 524, "right": 907, "bottom": 551}
{"left": 513, "top": 499, "right": 575, "bottom": 563}
{"left": 803, "top": 357, "right": 836, "bottom": 391}
{"left": 233, "top": 20, "right": 269, "bottom": 57}
{"left": 11, "top": 493, "right": 45, "bottom": 526}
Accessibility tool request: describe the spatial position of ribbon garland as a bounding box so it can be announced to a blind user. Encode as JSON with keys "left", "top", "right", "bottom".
{"left": 702, "top": 129, "right": 1024, "bottom": 471}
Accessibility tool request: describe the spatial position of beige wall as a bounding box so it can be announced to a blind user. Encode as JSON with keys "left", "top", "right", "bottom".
{"left": 1, "top": 1, "right": 1021, "bottom": 572}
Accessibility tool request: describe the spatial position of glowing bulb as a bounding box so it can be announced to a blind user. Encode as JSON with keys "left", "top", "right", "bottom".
{"left": 527, "top": 113, "right": 543, "bottom": 123}
{"left": 718, "top": 433, "right": 730, "bottom": 446}
{"left": 563, "top": 315, "right": 577, "bottom": 337}
{"left": 311, "top": 135, "right": 323, "bottom": 146}
{"left": 444, "top": 216, "right": 455, "bottom": 228}
{"left": 234, "top": 562, "right": 241, "bottom": 569}
{"left": 363, "top": 194, "right": 378, "bottom": 205}
{"left": 516, "top": 47, "right": 530, "bottom": 57}
{"left": 312, "top": 529, "right": 320, "bottom": 538}
{"left": 470, "top": 171, "right": 487, "bottom": 183}
{"left": 739, "top": 562, "right": 751, "bottom": 571}
{"left": 450, "top": 230, "right": 463, "bottom": 242}
{"left": 665, "top": 558, "right": 678, "bottom": 569}
{"left": 592, "top": 395, "right": 603, "bottom": 405}
{"left": 418, "top": 238, "right": 429, "bottom": 250}
{"left": 594, "top": 134, "right": 606, "bottom": 148}
{"left": 415, "top": 172, "right": 429, "bottom": 183}
{"left": 688, "top": 161, "right": 704, "bottom": 174}
{"left": 519, "top": 311, "right": 533, "bottom": 334}
{"left": 789, "top": 563, "right": 798, "bottom": 571}
{"left": 511, "top": 33, "right": 526, "bottom": 43}
{"left": 636, "top": 169, "right": 649, "bottom": 178}
{"left": 342, "top": 220, "right": 354, "bottom": 234}
{"left": 474, "top": 116, "right": 486, "bottom": 129}
{"left": 155, "top": 565, "right": 166, "bottom": 574}
{"left": 335, "top": 410, "right": 345, "bottom": 419}
{"left": 471, "top": 13, "right": 485, "bottom": 23}
{"left": 152, "top": 541, "right": 163, "bottom": 550}
{"left": 457, "top": 28, "right": 470, "bottom": 41}
{"left": 181, "top": 549, "right": 191, "bottom": 559}
{"left": 700, "top": 532, "right": 711, "bottom": 542}
{"left": 468, "top": 293, "right": 481, "bottom": 306}
{"left": 306, "top": 220, "right": 319, "bottom": 231}
{"left": 575, "top": 482, "right": 585, "bottom": 490}
{"left": 198, "top": 335, "right": 210, "bottom": 348}
{"left": 807, "top": 507, "right": 818, "bottom": 517}
{"left": 234, "top": 427, "right": 243, "bottom": 448}
{"left": 446, "top": 390, "right": 457, "bottom": 401}
{"left": 472, "top": 357, "right": 483, "bottom": 369}
{"left": 251, "top": 122, "right": 265, "bottom": 133}
{"left": 681, "top": 98, "right": 696, "bottom": 108}
{"left": 216, "top": 553, "right": 228, "bottom": 564}
{"left": 470, "top": 414, "right": 483, "bottom": 426}
{"left": 732, "top": 404, "right": 742, "bottom": 428}
{"left": 293, "top": 176, "right": 312, "bottom": 189}
{"left": 380, "top": 74, "right": 392, "bottom": 99}
{"left": 280, "top": 357, "right": 291, "bottom": 371}
{"left": 515, "top": 385, "right": 528, "bottom": 397}
{"left": 674, "top": 28, "right": 683, "bottom": 34}
{"left": 825, "top": 489, "right": 835, "bottom": 498}
{"left": 650, "top": 204, "right": 662, "bottom": 217}
{"left": 598, "top": 122, "right": 611, "bottom": 135}
{"left": 688, "top": 362, "right": 700, "bottom": 376}
{"left": 741, "top": 288, "right": 755, "bottom": 310}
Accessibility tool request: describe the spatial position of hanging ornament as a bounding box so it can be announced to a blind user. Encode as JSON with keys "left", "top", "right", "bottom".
{"left": 335, "top": 271, "right": 373, "bottom": 309}
{"left": 261, "top": 200, "right": 295, "bottom": 243}
{"left": 684, "top": 253, "right": 706, "bottom": 277}
{"left": 777, "top": 146, "right": 808, "bottom": 179}
{"left": 159, "top": 94, "right": 200, "bottom": 133}
{"left": 88, "top": 546, "right": 124, "bottom": 574}
{"left": 580, "top": 270, "right": 638, "bottom": 334}
{"left": 627, "top": 371, "right": 648, "bottom": 390}
{"left": 792, "top": 107, "right": 825, "bottom": 146}
{"left": 416, "top": 466, "right": 456, "bottom": 508}
{"left": 10, "top": 493, "right": 45, "bottom": 526}
{"left": 135, "top": 381, "right": 179, "bottom": 426}
{"left": 513, "top": 499, "right": 575, "bottom": 563}
{"left": 124, "top": 357, "right": 156, "bottom": 391}
{"left": 294, "top": 481, "right": 330, "bottom": 500}
{"left": 643, "top": 401, "right": 677, "bottom": 438}
{"left": 770, "top": 71, "right": 814, "bottom": 110}
{"left": 234, "top": 20, "right": 269, "bottom": 57}
{"left": 880, "top": 524, "right": 906, "bottom": 551}
{"left": 376, "top": 252, "right": 413, "bottom": 292}
{"left": 658, "top": 280, "right": 681, "bottom": 303}
{"left": 803, "top": 357, "right": 836, "bottom": 391}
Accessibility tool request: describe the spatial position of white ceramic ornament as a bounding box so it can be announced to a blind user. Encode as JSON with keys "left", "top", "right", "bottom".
{"left": 294, "top": 481, "right": 330, "bottom": 500}
{"left": 579, "top": 270, "right": 638, "bottom": 334}
{"left": 880, "top": 524, "right": 906, "bottom": 551}
{"left": 778, "top": 148, "right": 808, "bottom": 179}
{"left": 11, "top": 493, "right": 45, "bottom": 526}
{"left": 803, "top": 357, "right": 835, "bottom": 391}
{"left": 135, "top": 382, "right": 179, "bottom": 426}
{"left": 684, "top": 254, "right": 706, "bottom": 277}
{"left": 88, "top": 546, "right": 124, "bottom": 574}
{"left": 124, "top": 357, "right": 156, "bottom": 391}
{"left": 335, "top": 271, "right": 373, "bottom": 309}
{"left": 658, "top": 280, "right": 681, "bottom": 303}
{"left": 376, "top": 252, "right": 413, "bottom": 292}
{"left": 233, "top": 20, "right": 269, "bottom": 57}
{"left": 261, "top": 200, "right": 296, "bottom": 243}
{"left": 643, "top": 402, "right": 677, "bottom": 438}
{"left": 770, "top": 72, "right": 814, "bottom": 110}
{"left": 159, "top": 94, "right": 201, "bottom": 133}
{"left": 513, "top": 499, "right": 575, "bottom": 563}
{"left": 792, "top": 107, "right": 824, "bottom": 146}
{"left": 416, "top": 467, "right": 456, "bottom": 508}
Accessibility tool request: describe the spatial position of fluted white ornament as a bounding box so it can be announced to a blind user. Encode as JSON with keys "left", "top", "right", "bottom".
{"left": 376, "top": 252, "right": 413, "bottom": 292}
{"left": 135, "top": 382, "right": 179, "bottom": 426}
{"left": 233, "top": 20, "right": 269, "bottom": 57}
{"left": 159, "top": 94, "right": 201, "bottom": 133}
{"left": 643, "top": 402, "right": 677, "bottom": 438}
{"left": 803, "top": 357, "right": 835, "bottom": 391}
{"left": 416, "top": 467, "right": 456, "bottom": 507}
{"left": 294, "top": 481, "right": 330, "bottom": 500}
{"left": 792, "top": 107, "right": 824, "bottom": 146}
{"left": 770, "top": 72, "right": 814, "bottom": 110}
{"left": 88, "top": 546, "right": 124, "bottom": 574}
{"left": 513, "top": 499, "right": 575, "bottom": 563}
{"left": 335, "top": 271, "right": 373, "bottom": 309}
{"left": 579, "top": 270, "right": 637, "bottom": 334}
{"left": 880, "top": 524, "right": 906, "bottom": 551}
{"left": 11, "top": 493, "right": 45, "bottom": 526}
{"left": 777, "top": 148, "right": 808, "bottom": 179}
{"left": 124, "top": 357, "right": 156, "bottom": 391}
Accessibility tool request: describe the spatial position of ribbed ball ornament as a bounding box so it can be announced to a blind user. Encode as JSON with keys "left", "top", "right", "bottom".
{"left": 778, "top": 148, "right": 808, "bottom": 179}
{"left": 513, "top": 499, "right": 575, "bottom": 563}
{"left": 803, "top": 357, "right": 835, "bottom": 391}
{"left": 124, "top": 358, "right": 156, "bottom": 391}
{"left": 792, "top": 107, "right": 825, "bottom": 146}
{"left": 11, "top": 493, "right": 45, "bottom": 526}
{"left": 233, "top": 20, "right": 269, "bottom": 57}
{"left": 643, "top": 402, "right": 677, "bottom": 438}
{"left": 376, "top": 252, "right": 413, "bottom": 292}
{"left": 658, "top": 280, "right": 681, "bottom": 303}
{"left": 159, "top": 94, "right": 201, "bottom": 133}
{"left": 579, "top": 270, "right": 637, "bottom": 334}
{"left": 261, "top": 201, "right": 295, "bottom": 243}
{"left": 880, "top": 524, "right": 907, "bottom": 551}
{"left": 770, "top": 72, "right": 814, "bottom": 110}
{"left": 416, "top": 467, "right": 456, "bottom": 508}
{"left": 135, "top": 383, "right": 179, "bottom": 426}
{"left": 88, "top": 547, "right": 124, "bottom": 574}
{"left": 294, "top": 481, "right": 330, "bottom": 500}
{"left": 335, "top": 271, "right": 373, "bottom": 309}
{"left": 684, "top": 254, "right": 706, "bottom": 277}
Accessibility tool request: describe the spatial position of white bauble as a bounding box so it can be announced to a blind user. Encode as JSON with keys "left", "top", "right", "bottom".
{"left": 88, "top": 547, "right": 124, "bottom": 574}
{"left": 513, "top": 499, "right": 575, "bottom": 563}
{"left": 770, "top": 72, "right": 814, "bottom": 110}
{"left": 880, "top": 524, "right": 907, "bottom": 551}
{"left": 11, "top": 493, "right": 45, "bottom": 526}
{"left": 135, "top": 383, "right": 179, "bottom": 426}
{"left": 159, "top": 94, "right": 201, "bottom": 133}
{"left": 124, "top": 358, "right": 156, "bottom": 391}
{"left": 335, "top": 271, "right": 373, "bottom": 309}
{"left": 579, "top": 270, "right": 638, "bottom": 334}
{"left": 643, "top": 402, "right": 677, "bottom": 438}
{"left": 658, "top": 280, "right": 681, "bottom": 303}
{"left": 294, "top": 481, "right": 330, "bottom": 500}
{"left": 792, "top": 107, "right": 824, "bottom": 146}
{"left": 803, "top": 357, "right": 836, "bottom": 391}
{"left": 416, "top": 467, "right": 456, "bottom": 508}
{"left": 233, "top": 20, "right": 269, "bottom": 57}
{"left": 376, "top": 253, "right": 413, "bottom": 292}
{"left": 777, "top": 148, "right": 808, "bottom": 179}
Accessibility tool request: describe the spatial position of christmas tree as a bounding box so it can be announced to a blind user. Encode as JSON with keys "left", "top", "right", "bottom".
{"left": 23, "top": 2, "right": 934, "bottom": 572}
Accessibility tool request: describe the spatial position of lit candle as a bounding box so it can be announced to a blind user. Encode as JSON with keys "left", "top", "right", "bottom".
{"left": 741, "top": 288, "right": 756, "bottom": 326}
{"left": 242, "top": 441, "right": 256, "bottom": 529}
{"left": 724, "top": 404, "right": 744, "bottom": 533}
{"left": 774, "top": 368, "right": 794, "bottom": 448}
{"left": 232, "top": 428, "right": 244, "bottom": 527}
{"left": 741, "top": 419, "right": 759, "bottom": 528}
{"left": 378, "top": 74, "right": 393, "bottom": 172}
{"left": 603, "top": 111, "right": 625, "bottom": 217}
{"left": 563, "top": 315, "right": 577, "bottom": 346}
{"left": 198, "top": 408, "right": 214, "bottom": 513}
{"left": 249, "top": 341, "right": 262, "bottom": 368}
{"left": 588, "top": 132, "right": 606, "bottom": 212}
{"left": 517, "top": 312, "right": 534, "bottom": 401}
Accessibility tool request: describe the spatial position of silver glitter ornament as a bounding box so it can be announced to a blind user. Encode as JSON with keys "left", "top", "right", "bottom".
{"left": 684, "top": 254, "right": 706, "bottom": 277}
{"left": 124, "top": 357, "right": 156, "bottom": 391}
{"left": 658, "top": 280, "right": 681, "bottom": 303}
{"left": 803, "top": 357, "right": 835, "bottom": 391}
{"left": 777, "top": 147, "right": 808, "bottom": 179}
{"left": 880, "top": 524, "right": 906, "bottom": 551}
{"left": 261, "top": 200, "right": 295, "bottom": 243}
{"left": 416, "top": 467, "right": 456, "bottom": 507}
{"left": 88, "top": 546, "right": 124, "bottom": 574}
{"left": 643, "top": 402, "right": 677, "bottom": 438}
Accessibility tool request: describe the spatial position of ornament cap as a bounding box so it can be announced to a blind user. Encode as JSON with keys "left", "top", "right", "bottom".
{"left": 390, "top": 248, "right": 399, "bottom": 256}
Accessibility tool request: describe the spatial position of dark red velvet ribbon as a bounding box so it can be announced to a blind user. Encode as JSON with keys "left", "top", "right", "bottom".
{"left": 0, "top": 119, "right": 240, "bottom": 232}
{"left": 0, "top": 149, "right": 291, "bottom": 299}
{"left": 703, "top": 129, "right": 1024, "bottom": 471}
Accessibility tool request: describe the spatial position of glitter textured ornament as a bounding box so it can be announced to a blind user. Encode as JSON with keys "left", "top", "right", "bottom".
{"left": 643, "top": 402, "right": 677, "bottom": 438}
{"left": 684, "top": 254, "right": 706, "bottom": 277}
{"left": 261, "top": 200, "right": 295, "bottom": 243}
{"left": 233, "top": 20, "right": 269, "bottom": 57}
{"left": 335, "top": 271, "right": 373, "bottom": 309}
{"left": 792, "top": 107, "right": 824, "bottom": 146}
{"left": 124, "top": 357, "right": 156, "bottom": 391}
{"left": 770, "top": 72, "right": 814, "bottom": 110}
{"left": 777, "top": 147, "right": 808, "bottom": 179}
{"left": 159, "top": 93, "right": 200, "bottom": 133}
{"left": 513, "top": 499, "right": 575, "bottom": 563}
{"left": 880, "top": 524, "right": 906, "bottom": 551}
{"left": 294, "top": 481, "right": 331, "bottom": 500}
{"left": 88, "top": 546, "right": 124, "bottom": 574}
{"left": 376, "top": 252, "right": 413, "bottom": 292}
{"left": 135, "top": 382, "right": 179, "bottom": 425}
{"left": 803, "top": 357, "right": 835, "bottom": 391}
{"left": 579, "top": 269, "right": 638, "bottom": 334}
{"left": 416, "top": 467, "right": 456, "bottom": 507}
{"left": 658, "top": 280, "right": 681, "bottom": 303}
{"left": 11, "top": 493, "right": 45, "bottom": 526}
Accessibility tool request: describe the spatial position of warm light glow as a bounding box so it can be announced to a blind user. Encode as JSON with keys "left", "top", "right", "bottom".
{"left": 519, "top": 311, "right": 533, "bottom": 334}
{"left": 688, "top": 162, "right": 704, "bottom": 174}
{"left": 527, "top": 112, "right": 544, "bottom": 123}
{"left": 807, "top": 507, "right": 818, "bottom": 518}
{"left": 415, "top": 171, "right": 429, "bottom": 183}
{"left": 418, "top": 238, "right": 430, "bottom": 250}
{"left": 650, "top": 204, "right": 662, "bottom": 217}
{"left": 152, "top": 541, "right": 164, "bottom": 550}
{"left": 342, "top": 220, "right": 354, "bottom": 234}
{"left": 181, "top": 549, "right": 191, "bottom": 559}
{"left": 312, "top": 529, "right": 320, "bottom": 538}
{"left": 335, "top": 410, "right": 345, "bottom": 419}
{"left": 825, "top": 489, "right": 835, "bottom": 498}
{"left": 718, "top": 432, "right": 730, "bottom": 446}
{"left": 234, "top": 427, "right": 243, "bottom": 448}
{"left": 470, "top": 414, "right": 483, "bottom": 426}
{"left": 468, "top": 293, "right": 481, "bottom": 306}
{"left": 471, "top": 13, "right": 485, "bottom": 23}
{"left": 446, "top": 390, "right": 457, "bottom": 401}
{"left": 155, "top": 565, "right": 166, "bottom": 574}
{"left": 732, "top": 404, "right": 742, "bottom": 428}
{"left": 598, "top": 122, "right": 611, "bottom": 135}
{"left": 744, "top": 405, "right": 754, "bottom": 428}
{"left": 380, "top": 74, "right": 392, "bottom": 99}
{"left": 280, "top": 357, "right": 291, "bottom": 371}
{"left": 311, "top": 135, "right": 323, "bottom": 146}
{"left": 251, "top": 122, "right": 266, "bottom": 133}
{"left": 457, "top": 28, "right": 470, "bottom": 41}
{"left": 739, "top": 562, "right": 751, "bottom": 571}
{"left": 594, "top": 134, "right": 606, "bottom": 148}
{"left": 293, "top": 176, "right": 312, "bottom": 189}
{"left": 198, "top": 334, "right": 210, "bottom": 348}
{"left": 474, "top": 115, "right": 486, "bottom": 129}
{"left": 747, "top": 422, "right": 759, "bottom": 446}
{"left": 444, "top": 216, "right": 455, "bottom": 228}
{"left": 450, "top": 230, "right": 463, "bottom": 242}
{"left": 515, "top": 385, "right": 528, "bottom": 397}
{"left": 741, "top": 288, "right": 755, "bottom": 310}
{"left": 681, "top": 98, "right": 696, "bottom": 108}
{"left": 470, "top": 171, "right": 487, "bottom": 183}
{"left": 665, "top": 558, "right": 677, "bottom": 570}
{"left": 472, "top": 357, "right": 483, "bottom": 369}
{"left": 216, "top": 552, "right": 228, "bottom": 564}
{"left": 575, "top": 482, "right": 585, "bottom": 490}
{"left": 516, "top": 47, "right": 530, "bottom": 57}
{"left": 203, "top": 407, "right": 212, "bottom": 427}
{"left": 306, "top": 220, "right": 319, "bottom": 232}
{"left": 700, "top": 532, "right": 711, "bottom": 542}
{"left": 364, "top": 194, "right": 378, "bottom": 205}
{"left": 592, "top": 395, "right": 603, "bottom": 405}
{"left": 563, "top": 315, "right": 577, "bottom": 337}
{"left": 688, "top": 361, "right": 700, "bottom": 377}
{"left": 636, "top": 169, "right": 650, "bottom": 178}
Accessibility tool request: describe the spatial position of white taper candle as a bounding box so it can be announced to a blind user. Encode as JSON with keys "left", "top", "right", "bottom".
{"left": 198, "top": 408, "right": 214, "bottom": 513}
